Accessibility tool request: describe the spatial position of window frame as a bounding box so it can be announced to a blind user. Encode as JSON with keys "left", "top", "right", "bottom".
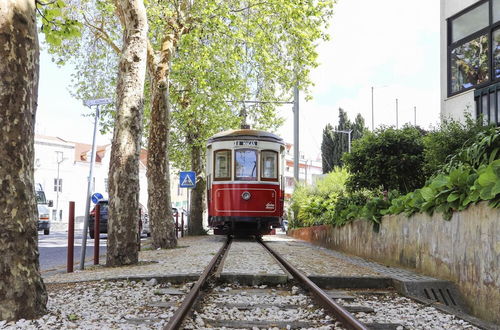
{"left": 260, "top": 150, "right": 279, "bottom": 182}
{"left": 447, "top": 0, "right": 500, "bottom": 97}
{"left": 234, "top": 148, "right": 258, "bottom": 181}
{"left": 213, "top": 149, "right": 232, "bottom": 181}
{"left": 53, "top": 178, "right": 62, "bottom": 192}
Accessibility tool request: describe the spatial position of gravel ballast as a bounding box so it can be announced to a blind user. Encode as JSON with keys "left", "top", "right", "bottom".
{"left": 1, "top": 280, "right": 191, "bottom": 329}
{"left": 264, "top": 236, "right": 382, "bottom": 277}
{"left": 222, "top": 240, "right": 285, "bottom": 275}
{"left": 44, "top": 236, "right": 225, "bottom": 284}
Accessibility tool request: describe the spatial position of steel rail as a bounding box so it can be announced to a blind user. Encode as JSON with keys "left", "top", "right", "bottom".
{"left": 164, "top": 237, "right": 231, "bottom": 330}
{"left": 258, "top": 239, "right": 368, "bottom": 330}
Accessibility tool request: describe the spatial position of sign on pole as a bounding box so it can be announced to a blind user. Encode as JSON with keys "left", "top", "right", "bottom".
{"left": 179, "top": 171, "right": 196, "bottom": 188}
{"left": 91, "top": 192, "right": 103, "bottom": 204}
{"left": 83, "top": 98, "right": 113, "bottom": 107}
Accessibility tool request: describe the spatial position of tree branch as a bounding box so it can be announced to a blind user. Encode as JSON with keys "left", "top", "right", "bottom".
{"left": 82, "top": 13, "right": 121, "bottom": 54}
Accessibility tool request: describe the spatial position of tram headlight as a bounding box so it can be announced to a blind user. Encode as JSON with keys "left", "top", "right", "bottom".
{"left": 241, "top": 191, "right": 251, "bottom": 200}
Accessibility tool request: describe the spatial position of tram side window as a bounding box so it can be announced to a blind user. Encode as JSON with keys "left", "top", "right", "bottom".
{"left": 214, "top": 150, "right": 231, "bottom": 180}
{"left": 235, "top": 149, "right": 257, "bottom": 181}
{"left": 261, "top": 150, "right": 278, "bottom": 180}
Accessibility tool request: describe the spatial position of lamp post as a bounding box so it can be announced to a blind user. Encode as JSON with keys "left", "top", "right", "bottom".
{"left": 80, "top": 98, "right": 112, "bottom": 270}
{"left": 333, "top": 129, "right": 353, "bottom": 153}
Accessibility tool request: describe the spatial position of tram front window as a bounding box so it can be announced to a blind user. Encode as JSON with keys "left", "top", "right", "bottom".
{"left": 235, "top": 149, "right": 257, "bottom": 181}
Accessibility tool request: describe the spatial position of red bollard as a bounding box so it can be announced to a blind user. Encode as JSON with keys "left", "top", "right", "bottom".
{"left": 138, "top": 208, "right": 141, "bottom": 251}
{"left": 181, "top": 213, "right": 184, "bottom": 237}
{"left": 67, "top": 201, "right": 75, "bottom": 273}
{"left": 94, "top": 204, "right": 100, "bottom": 265}
{"left": 175, "top": 213, "right": 179, "bottom": 238}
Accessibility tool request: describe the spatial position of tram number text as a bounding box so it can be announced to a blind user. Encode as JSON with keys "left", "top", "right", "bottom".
{"left": 234, "top": 141, "right": 258, "bottom": 147}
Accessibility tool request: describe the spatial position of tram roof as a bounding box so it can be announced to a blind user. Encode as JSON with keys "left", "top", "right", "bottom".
{"left": 207, "top": 129, "right": 284, "bottom": 144}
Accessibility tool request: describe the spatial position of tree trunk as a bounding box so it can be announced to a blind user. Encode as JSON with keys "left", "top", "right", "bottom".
{"left": 188, "top": 143, "right": 206, "bottom": 235}
{"left": 147, "top": 73, "right": 176, "bottom": 248}
{"left": 106, "top": 0, "right": 148, "bottom": 267}
{"left": 0, "top": 0, "right": 47, "bottom": 320}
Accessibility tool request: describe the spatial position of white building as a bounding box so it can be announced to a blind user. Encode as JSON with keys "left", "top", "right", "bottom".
{"left": 283, "top": 143, "right": 323, "bottom": 199}
{"left": 440, "top": 0, "right": 500, "bottom": 124}
{"left": 34, "top": 135, "right": 188, "bottom": 228}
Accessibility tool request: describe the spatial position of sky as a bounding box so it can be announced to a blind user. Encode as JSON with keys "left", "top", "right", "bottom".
{"left": 36, "top": 0, "right": 441, "bottom": 157}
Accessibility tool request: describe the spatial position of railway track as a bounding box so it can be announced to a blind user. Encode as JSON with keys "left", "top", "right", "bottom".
{"left": 165, "top": 237, "right": 374, "bottom": 330}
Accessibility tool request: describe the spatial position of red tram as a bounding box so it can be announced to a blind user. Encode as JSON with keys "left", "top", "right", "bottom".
{"left": 207, "top": 128, "right": 285, "bottom": 236}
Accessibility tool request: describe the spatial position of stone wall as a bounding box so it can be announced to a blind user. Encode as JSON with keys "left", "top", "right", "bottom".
{"left": 289, "top": 202, "right": 500, "bottom": 324}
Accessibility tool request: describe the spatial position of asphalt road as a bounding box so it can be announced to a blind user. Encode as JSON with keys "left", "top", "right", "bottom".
{"left": 38, "top": 229, "right": 107, "bottom": 273}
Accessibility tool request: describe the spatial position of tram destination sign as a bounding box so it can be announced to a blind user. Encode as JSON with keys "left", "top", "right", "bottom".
{"left": 234, "top": 140, "right": 258, "bottom": 147}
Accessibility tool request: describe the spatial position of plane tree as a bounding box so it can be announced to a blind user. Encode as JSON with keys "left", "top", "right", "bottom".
{"left": 0, "top": 0, "right": 81, "bottom": 320}
{"left": 168, "top": 0, "right": 334, "bottom": 234}
{"left": 44, "top": 0, "right": 334, "bottom": 246}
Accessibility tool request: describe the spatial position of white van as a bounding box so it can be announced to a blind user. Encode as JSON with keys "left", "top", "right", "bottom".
{"left": 35, "top": 183, "right": 52, "bottom": 235}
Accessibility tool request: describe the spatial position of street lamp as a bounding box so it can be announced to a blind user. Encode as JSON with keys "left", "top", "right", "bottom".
{"left": 80, "top": 97, "right": 112, "bottom": 270}
{"left": 332, "top": 129, "right": 353, "bottom": 153}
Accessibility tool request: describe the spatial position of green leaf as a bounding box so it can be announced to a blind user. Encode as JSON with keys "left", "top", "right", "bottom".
{"left": 447, "top": 192, "right": 460, "bottom": 202}
{"left": 477, "top": 167, "right": 497, "bottom": 186}
{"left": 420, "top": 187, "right": 435, "bottom": 202}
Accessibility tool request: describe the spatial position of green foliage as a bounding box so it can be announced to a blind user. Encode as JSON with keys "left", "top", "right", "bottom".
{"left": 321, "top": 109, "right": 367, "bottom": 173}
{"left": 37, "top": 0, "right": 82, "bottom": 46}
{"left": 45, "top": 0, "right": 335, "bottom": 170}
{"left": 385, "top": 127, "right": 500, "bottom": 220}
{"left": 343, "top": 125, "right": 426, "bottom": 193}
{"left": 289, "top": 169, "right": 390, "bottom": 228}
{"left": 423, "top": 114, "right": 487, "bottom": 176}
{"left": 292, "top": 127, "right": 500, "bottom": 229}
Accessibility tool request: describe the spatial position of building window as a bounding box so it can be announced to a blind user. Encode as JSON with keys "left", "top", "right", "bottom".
{"left": 448, "top": 0, "right": 500, "bottom": 96}
{"left": 54, "top": 178, "right": 62, "bottom": 192}
{"left": 450, "top": 35, "right": 489, "bottom": 93}
{"left": 104, "top": 178, "right": 109, "bottom": 193}
{"left": 474, "top": 81, "right": 500, "bottom": 125}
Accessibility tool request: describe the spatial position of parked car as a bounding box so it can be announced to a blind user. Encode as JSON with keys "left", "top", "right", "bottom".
{"left": 88, "top": 200, "right": 149, "bottom": 238}
{"left": 35, "top": 183, "right": 52, "bottom": 235}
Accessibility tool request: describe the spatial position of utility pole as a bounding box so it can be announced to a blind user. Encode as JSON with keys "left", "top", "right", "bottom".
{"left": 371, "top": 86, "right": 374, "bottom": 131}
{"left": 414, "top": 106, "right": 417, "bottom": 126}
{"left": 80, "top": 98, "right": 112, "bottom": 270}
{"left": 293, "top": 84, "right": 300, "bottom": 183}
{"left": 396, "top": 98, "right": 399, "bottom": 129}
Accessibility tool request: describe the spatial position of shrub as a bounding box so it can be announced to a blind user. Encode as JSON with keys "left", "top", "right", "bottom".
{"left": 343, "top": 125, "right": 426, "bottom": 194}
{"left": 385, "top": 127, "right": 500, "bottom": 220}
{"left": 423, "top": 115, "right": 487, "bottom": 176}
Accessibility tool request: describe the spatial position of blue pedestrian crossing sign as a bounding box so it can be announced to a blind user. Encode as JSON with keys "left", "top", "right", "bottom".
{"left": 179, "top": 171, "right": 196, "bottom": 188}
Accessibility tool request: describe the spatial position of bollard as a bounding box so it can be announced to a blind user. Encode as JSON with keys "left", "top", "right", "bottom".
{"left": 181, "top": 213, "right": 184, "bottom": 237}
{"left": 93, "top": 204, "right": 100, "bottom": 265}
{"left": 138, "top": 208, "right": 141, "bottom": 251}
{"left": 175, "top": 213, "right": 179, "bottom": 238}
{"left": 67, "top": 201, "right": 75, "bottom": 273}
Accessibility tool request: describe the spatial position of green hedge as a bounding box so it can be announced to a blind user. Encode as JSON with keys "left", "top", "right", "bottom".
{"left": 290, "top": 127, "right": 500, "bottom": 229}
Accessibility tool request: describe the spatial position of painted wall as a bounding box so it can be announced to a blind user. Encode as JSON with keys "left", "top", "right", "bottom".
{"left": 289, "top": 202, "right": 500, "bottom": 323}
{"left": 440, "top": 0, "right": 480, "bottom": 122}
